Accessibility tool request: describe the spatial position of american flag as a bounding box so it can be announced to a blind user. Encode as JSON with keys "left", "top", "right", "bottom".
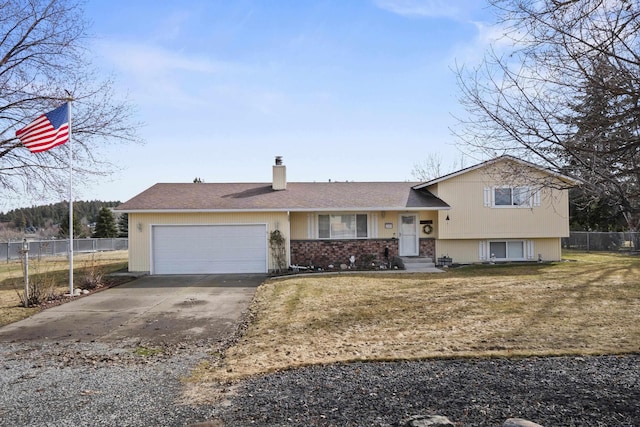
{"left": 16, "top": 103, "right": 70, "bottom": 153}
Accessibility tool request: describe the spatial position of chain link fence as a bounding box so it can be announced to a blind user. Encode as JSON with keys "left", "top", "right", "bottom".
{"left": 562, "top": 232, "right": 640, "bottom": 252}
{"left": 1, "top": 238, "right": 128, "bottom": 262}
{"left": 4, "top": 234, "right": 636, "bottom": 261}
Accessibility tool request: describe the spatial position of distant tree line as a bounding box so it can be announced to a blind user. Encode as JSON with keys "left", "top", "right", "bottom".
{"left": 0, "top": 200, "right": 121, "bottom": 232}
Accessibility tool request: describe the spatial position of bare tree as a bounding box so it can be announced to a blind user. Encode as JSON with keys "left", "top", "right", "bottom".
{"left": 411, "top": 153, "right": 465, "bottom": 181}
{"left": 0, "top": 0, "right": 141, "bottom": 202}
{"left": 455, "top": 0, "right": 640, "bottom": 230}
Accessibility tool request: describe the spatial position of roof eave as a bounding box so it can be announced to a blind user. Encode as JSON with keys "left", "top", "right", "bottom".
{"left": 115, "top": 206, "right": 451, "bottom": 214}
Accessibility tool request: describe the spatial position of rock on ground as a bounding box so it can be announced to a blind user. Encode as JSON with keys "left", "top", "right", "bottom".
{"left": 211, "top": 355, "right": 640, "bottom": 426}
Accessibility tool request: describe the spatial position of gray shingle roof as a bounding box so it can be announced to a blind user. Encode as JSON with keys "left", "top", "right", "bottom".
{"left": 116, "top": 182, "right": 450, "bottom": 212}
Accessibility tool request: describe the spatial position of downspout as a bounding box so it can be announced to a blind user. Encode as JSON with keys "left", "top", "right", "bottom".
{"left": 287, "top": 210, "right": 291, "bottom": 268}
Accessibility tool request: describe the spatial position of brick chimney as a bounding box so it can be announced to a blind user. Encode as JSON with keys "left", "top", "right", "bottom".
{"left": 272, "top": 156, "right": 286, "bottom": 190}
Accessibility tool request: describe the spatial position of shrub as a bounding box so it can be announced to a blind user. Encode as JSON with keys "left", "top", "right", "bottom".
{"left": 14, "top": 269, "right": 56, "bottom": 307}
{"left": 80, "top": 254, "right": 104, "bottom": 290}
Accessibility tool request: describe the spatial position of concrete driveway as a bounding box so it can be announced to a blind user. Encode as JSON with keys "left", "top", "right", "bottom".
{"left": 0, "top": 274, "right": 264, "bottom": 346}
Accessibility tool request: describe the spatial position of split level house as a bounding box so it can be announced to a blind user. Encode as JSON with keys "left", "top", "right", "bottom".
{"left": 116, "top": 156, "right": 576, "bottom": 275}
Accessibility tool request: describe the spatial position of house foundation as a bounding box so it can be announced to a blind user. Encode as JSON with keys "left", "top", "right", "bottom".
{"left": 290, "top": 238, "right": 435, "bottom": 269}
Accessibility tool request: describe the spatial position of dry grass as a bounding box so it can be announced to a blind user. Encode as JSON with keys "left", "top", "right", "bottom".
{"left": 193, "top": 251, "right": 640, "bottom": 384}
{"left": 0, "top": 250, "right": 129, "bottom": 327}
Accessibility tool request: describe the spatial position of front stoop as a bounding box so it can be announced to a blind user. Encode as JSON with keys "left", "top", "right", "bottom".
{"left": 401, "top": 257, "right": 442, "bottom": 273}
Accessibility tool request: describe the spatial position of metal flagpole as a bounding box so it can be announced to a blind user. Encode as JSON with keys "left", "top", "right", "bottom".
{"left": 67, "top": 98, "right": 74, "bottom": 296}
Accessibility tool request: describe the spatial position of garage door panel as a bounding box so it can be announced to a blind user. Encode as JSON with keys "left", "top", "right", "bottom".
{"left": 152, "top": 225, "right": 267, "bottom": 274}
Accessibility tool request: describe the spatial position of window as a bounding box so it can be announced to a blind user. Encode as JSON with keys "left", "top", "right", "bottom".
{"left": 318, "top": 214, "right": 368, "bottom": 239}
{"left": 480, "top": 240, "right": 534, "bottom": 261}
{"left": 490, "top": 241, "right": 525, "bottom": 260}
{"left": 493, "top": 186, "right": 531, "bottom": 207}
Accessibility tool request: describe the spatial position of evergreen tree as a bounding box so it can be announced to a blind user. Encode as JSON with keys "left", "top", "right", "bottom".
{"left": 14, "top": 213, "right": 26, "bottom": 230}
{"left": 563, "top": 56, "right": 635, "bottom": 231}
{"left": 569, "top": 187, "right": 626, "bottom": 231}
{"left": 59, "top": 215, "right": 83, "bottom": 238}
{"left": 117, "top": 213, "right": 128, "bottom": 238}
{"left": 93, "top": 207, "right": 118, "bottom": 238}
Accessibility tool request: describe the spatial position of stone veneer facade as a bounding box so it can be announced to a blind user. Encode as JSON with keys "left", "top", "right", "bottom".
{"left": 290, "top": 238, "right": 435, "bottom": 268}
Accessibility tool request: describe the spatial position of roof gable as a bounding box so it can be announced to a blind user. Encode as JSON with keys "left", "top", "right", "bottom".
{"left": 412, "top": 155, "right": 579, "bottom": 190}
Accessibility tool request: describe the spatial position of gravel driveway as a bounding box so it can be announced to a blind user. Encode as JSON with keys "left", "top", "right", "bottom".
{"left": 0, "top": 341, "right": 220, "bottom": 426}
{"left": 0, "top": 274, "right": 259, "bottom": 426}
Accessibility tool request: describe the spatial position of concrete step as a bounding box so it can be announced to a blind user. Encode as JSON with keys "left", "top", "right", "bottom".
{"left": 402, "top": 257, "right": 433, "bottom": 264}
{"left": 404, "top": 264, "right": 437, "bottom": 271}
{"left": 400, "top": 257, "right": 437, "bottom": 271}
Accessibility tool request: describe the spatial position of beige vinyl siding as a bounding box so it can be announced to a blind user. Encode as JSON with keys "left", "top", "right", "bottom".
{"left": 532, "top": 238, "right": 562, "bottom": 261}
{"left": 379, "top": 211, "right": 439, "bottom": 239}
{"left": 418, "top": 211, "right": 439, "bottom": 239}
{"left": 436, "top": 238, "right": 562, "bottom": 263}
{"left": 289, "top": 211, "right": 439, "bottom": 240}
{"left": 289, "top": 212, "right": 308, "bottom": 239}
{"left": 377, "top": 211, "right": 396, "bottom": 239}
{"left": 128, "top": 212, "right": 289, "bottom": 272}
{"left": 433, "top": 165, "right": 570, "bottom": 240}
{"left": 371, "top": 211, "right": 438, "bottom": 239}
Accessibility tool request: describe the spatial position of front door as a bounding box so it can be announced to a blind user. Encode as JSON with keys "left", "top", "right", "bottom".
{"left": 399, "top": 214, "right": 419, "bottom": 256}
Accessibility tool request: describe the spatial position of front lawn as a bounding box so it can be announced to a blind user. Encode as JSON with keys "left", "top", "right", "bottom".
{"left": 0, "top": 250, "right": 129, "bottom": 327}
{"left": 193, "top": 250, "right": 640, "bottom": 383}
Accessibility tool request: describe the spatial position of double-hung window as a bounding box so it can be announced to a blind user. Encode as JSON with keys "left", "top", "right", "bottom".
{"left": 493, "top": 186, "right": 531, "bottom": 207}
{"left": 318, "top": 214, "right": 368, "bottom": 239}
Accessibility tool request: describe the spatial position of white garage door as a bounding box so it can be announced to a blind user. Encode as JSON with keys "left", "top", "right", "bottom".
{"left": 152, "top": 224, "right": 267, "bottom": 274}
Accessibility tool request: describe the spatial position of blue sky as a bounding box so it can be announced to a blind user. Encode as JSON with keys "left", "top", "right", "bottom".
{"left": 34, "top": 0, "right": 501, "bottom": 206}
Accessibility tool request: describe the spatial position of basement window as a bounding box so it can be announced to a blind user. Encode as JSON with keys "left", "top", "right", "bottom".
{"left": 490, "top": 241, "right": 525, "bottom": 260}
{"left": 318, "top": 214, "right": 368, "bottom": 239}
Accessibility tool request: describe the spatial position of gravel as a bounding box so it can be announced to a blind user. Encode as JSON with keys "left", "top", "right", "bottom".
{"left": 215, "top": 355, "right": 640, "bottom": 427}
{"left": 1, "top": 340, "right": 638, "bottom": 427}
{"left": 0, "top": 341, "right": 220, "bottom": 427}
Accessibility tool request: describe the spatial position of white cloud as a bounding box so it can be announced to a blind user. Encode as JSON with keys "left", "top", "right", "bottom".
{"left": 93, "top": 38, "right": 306, "bottom": 123}
{"left": 93, "top": 40, "right": 242, "bottom": 107}
{"left": 374, "top": 0, "right": 463, "bottom": 18}
{"left": 449, "top": 20, "right": 518, "bottom": 67}
{"left": 96, "top": 41, "right": 225, "bottom": 76}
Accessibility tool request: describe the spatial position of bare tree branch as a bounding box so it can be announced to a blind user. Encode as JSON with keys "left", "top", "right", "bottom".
{"left": 0, "top": 0, "right": 142, "bottom": 202}
{"left": 455, "top": 0, "right": 640, "bottom": 230}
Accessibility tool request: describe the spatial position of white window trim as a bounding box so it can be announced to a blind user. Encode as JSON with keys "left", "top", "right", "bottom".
{"left": 527, "top": 240, "right": 535, "bottom": 259}
{"left": 317, "top": 213, "right": 369, "bottom": 240}
{"left": 533, "top": 190, "right": 541, "bottom": 207}
{"left": 479, "top": 241, "right": 487, "bottom": 260}
{"left": 483, "top": 187, "right": 491, "bottom": 207}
